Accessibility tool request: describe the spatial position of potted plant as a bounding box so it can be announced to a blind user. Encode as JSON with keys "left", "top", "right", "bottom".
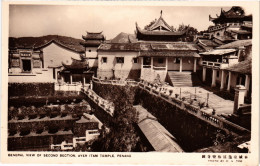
{"left": 169, "top": 90, "right": 173, "bottom": 96}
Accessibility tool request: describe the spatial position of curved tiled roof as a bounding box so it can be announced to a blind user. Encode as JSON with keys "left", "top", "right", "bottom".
{"left": 224, "top": 58, "right": 251, "bottom": 75}
{"left": 9, "top": 35, "right": 85, "bottom": 53}
{"left": 217, "top": 40, "right": 252, "bottom": 49}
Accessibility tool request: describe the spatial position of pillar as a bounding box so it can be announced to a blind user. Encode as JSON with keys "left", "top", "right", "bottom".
{"left": 141, "top": 57, "right": 143, "bottom": 69}
{"left": 233, "top": 85, "right": 246, "bottom": 114}
{"left": 220, "top": 70, "right": 225, "bottom": 90}
{"left": 202, "top": 67, "right": 206, "bottom": 82}
{"left": 166, "top": 57, "right": 168, "bottom": 71}
{"left": 193, "top": 58, "right": 197, "bottom": 73}
{"left": 179, "top": 57, "right": 182, "bottom": 72}
{"left": 55, "top": 70, "right": 58, "bottom": 82}
{"left": 70, "top": 73, "right": 73, "bottom": 84}
{"left": 227, "top": 71, "right": 232, "bottom": 91}
{"left": 151, "top": 57, "right": 153, "bottom": 67}
{"left": 244, "top": 75, "right": 250, "bottom": 96}
{"left": 211, "top": 69, "right": 217, "bottom": 87}
{"left": 83, "top": 76, "right": 86, "bottom": 86}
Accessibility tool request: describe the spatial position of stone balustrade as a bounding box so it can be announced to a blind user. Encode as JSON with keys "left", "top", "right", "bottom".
{"left": 138, "top": 81, "right": 250, "bottom": 135}
{"left": 55, "top": 82, "right": 82, "bottom": 91}
{"left": 82, "top": 87, "right": 115, "bottom": 117}
{"left": 92, "top": 77, "right": 138, "bottom": 86}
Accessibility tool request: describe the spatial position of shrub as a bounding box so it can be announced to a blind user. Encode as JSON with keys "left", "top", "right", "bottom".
{"left": 169, "top": 90, "right": 173, "bottom": 96}
{"left": 9, "top": 129, "right": 17, "bottom": 136}
{"left": 50, "top": 111, "right": 59, "bottom": 118}
{"left": 17, "top": 113, "right": 25, "bottom": 120}
{"left": 28, "top": 112, "right": 37, "bottom": 120}
{"left": 20, "top": 128, "right": 31, "bottom": 136}
{"left": 61, "top": 110, "right": 68, "bottom": 117}
{"left": 48, "top": 125, "right": 59, "bottom": 134}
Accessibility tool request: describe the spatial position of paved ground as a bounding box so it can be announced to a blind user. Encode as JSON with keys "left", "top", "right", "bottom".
{"left": 162, "top": 85, "right": 234, "bottom": 115}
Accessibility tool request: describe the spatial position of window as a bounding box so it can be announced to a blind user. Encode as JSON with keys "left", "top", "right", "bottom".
{"left": 133, "top": 58, "right": 138, "bottom": 63}
{"left": 175, "top": 58, "right": 180, "bottom": 64}
{"left": 158, "top": 58, "right": 164, "bottom": 64}
{"left": 116, "top": 57, "right": 124, "bottom": 63}
{"left": 102, "top": 57, "right": 107, "bottom": 63}
{"left": 216, "top": 32, "right": 220, "bottom": 36}
{"left": 88, "top": 50, "right": 91, "bottom": 52}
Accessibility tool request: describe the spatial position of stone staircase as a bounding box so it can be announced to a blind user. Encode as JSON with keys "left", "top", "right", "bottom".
{"left": 167, "top": 71, "right": 194, "bottom": 87}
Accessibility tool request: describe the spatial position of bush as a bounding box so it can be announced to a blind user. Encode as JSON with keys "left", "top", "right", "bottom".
{"left": 48, "top": 126, "right": 59, "bottom": 134}
{"left": 20, "top": 128, "right": 31, "bottom": 136}
{"left": 50, "top": 111, "right": 59, "bottom": 118}
{"left": 28, "top": 112, "right": 37, "bottom": 120}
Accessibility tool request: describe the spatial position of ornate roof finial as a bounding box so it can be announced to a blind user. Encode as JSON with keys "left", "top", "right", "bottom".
{"left": 160, "top": 10, "right": 163, "bottom": 17}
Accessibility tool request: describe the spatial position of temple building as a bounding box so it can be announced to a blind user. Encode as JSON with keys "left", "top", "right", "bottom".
{"left": 199, "top": 39, "right": 252, "bottom": 96}
{"left": 97, "top": 11, "right": 201, "bottom": 85}
{"left": 207, "top": 6, "right": 252, "bottom": 41}
{"left": 136, "top": 11, "right": 188, "bottom": 42}
{"left": 8, "top": 36, "right": 85, "bottom": 83}
{"left": 80, "top": 31, "right": 105, "bottom": 73}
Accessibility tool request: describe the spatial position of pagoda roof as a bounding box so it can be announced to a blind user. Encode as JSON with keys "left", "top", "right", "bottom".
{"left": 147, "top": 13, "right": 173, "bottom": 31}
{"left": 80, "top": 40, "right": 103, "bottom": 47}
{"left": 209, "top": 7, "right": 252, "bottom": 24}
{"left": 136, "top": 23, "right": 187, "bottom": 36}
{"left": 82, "top": 31, "right": 105, "bottom": 41}
{"left": 62, "top": 57, "right": 89, "bottom": 70}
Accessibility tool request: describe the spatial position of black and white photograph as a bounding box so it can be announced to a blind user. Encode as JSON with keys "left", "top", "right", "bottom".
{"left": 1, "top": 1, "right": 259, "bottom": 165}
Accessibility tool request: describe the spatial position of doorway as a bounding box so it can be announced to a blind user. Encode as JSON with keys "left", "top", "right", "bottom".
{"left": 22, "top": 59, "right": 31, "bottom": 72}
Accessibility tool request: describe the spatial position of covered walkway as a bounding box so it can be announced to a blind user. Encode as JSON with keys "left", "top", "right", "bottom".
{"left": 134, "top": 105, "right": 183, "bottom": 152}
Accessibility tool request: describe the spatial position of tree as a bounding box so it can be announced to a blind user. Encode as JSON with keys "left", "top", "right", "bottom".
{"left": 177, "top": 23, "right": 198, "bottom": 42}
{"left": 91, "top": 85, "right": 147, "bottom": 152}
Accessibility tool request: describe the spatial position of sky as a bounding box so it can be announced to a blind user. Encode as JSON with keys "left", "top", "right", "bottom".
{"left": 9, "top": 5, "right": 254, "bottom": 40}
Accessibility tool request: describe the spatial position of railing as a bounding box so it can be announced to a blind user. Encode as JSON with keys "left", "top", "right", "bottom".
{"left": 92, "top": 77, "right": 138, "bottom": 86}
{"left": 153, "top": 66, "right": 166, "bottom": 70}
{"left": 143, "top": 65, "right": 151, "bottom": 68}
{"left": 138, "top": 80, "right": 250, "bottom": 135}
{"left": 208, "top": 24, "right": 229, "bottom": 32}
{"left": 82, "top": 87, "right": 115, "bottom": 117}
{"left": 55, "top": 82, "right": 82, "bottom": 91}
{"left": 202, "top": 61, "right": 229, "bottom": 69}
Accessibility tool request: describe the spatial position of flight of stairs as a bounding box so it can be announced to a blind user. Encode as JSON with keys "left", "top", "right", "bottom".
{"left": 167, "top": 71, "right": 194, "bottom": 87}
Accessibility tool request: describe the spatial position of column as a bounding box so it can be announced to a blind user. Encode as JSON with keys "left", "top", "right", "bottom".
{"left": 202, "top": 67, "right": 206, "bottom": 82}
{"left": 220, "top": 70, "right": 225, "bottom": 90}
{"left": 70, "top": 73, "right": 73, "bottom": 84}
{"left": 193, "top": 58, "right": 197, "bottom": 73}
{"left": 233, "top": 85, "right": 246, "bottom": 114}
{"left": 227, "top": 71, "right": 232, "bottom": 91}
{"left": 83, "top": 76, "right": 86, "bottom": 86}
{"left": 211, "top": 69, "right": 217, "bottom": 87}
{"left": 141, "top": 57, "right": 143, "bottom": 69}
{"left": 151, "top": 57, "right": 153, "bottom": 68}
{"left": 166, "top": 57, "right": 168, "bottom": 71}
{"left": 244, "top": 75, "right": 250, "bottom": 96}
{"left": 56, "top": 70, "right": 59, "bottom": 82}
{"left": 61, "top": 75, "right": 64, "bottom": 82}
{"left": 179, "top": 57, "right": 182, "bottom": 72}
